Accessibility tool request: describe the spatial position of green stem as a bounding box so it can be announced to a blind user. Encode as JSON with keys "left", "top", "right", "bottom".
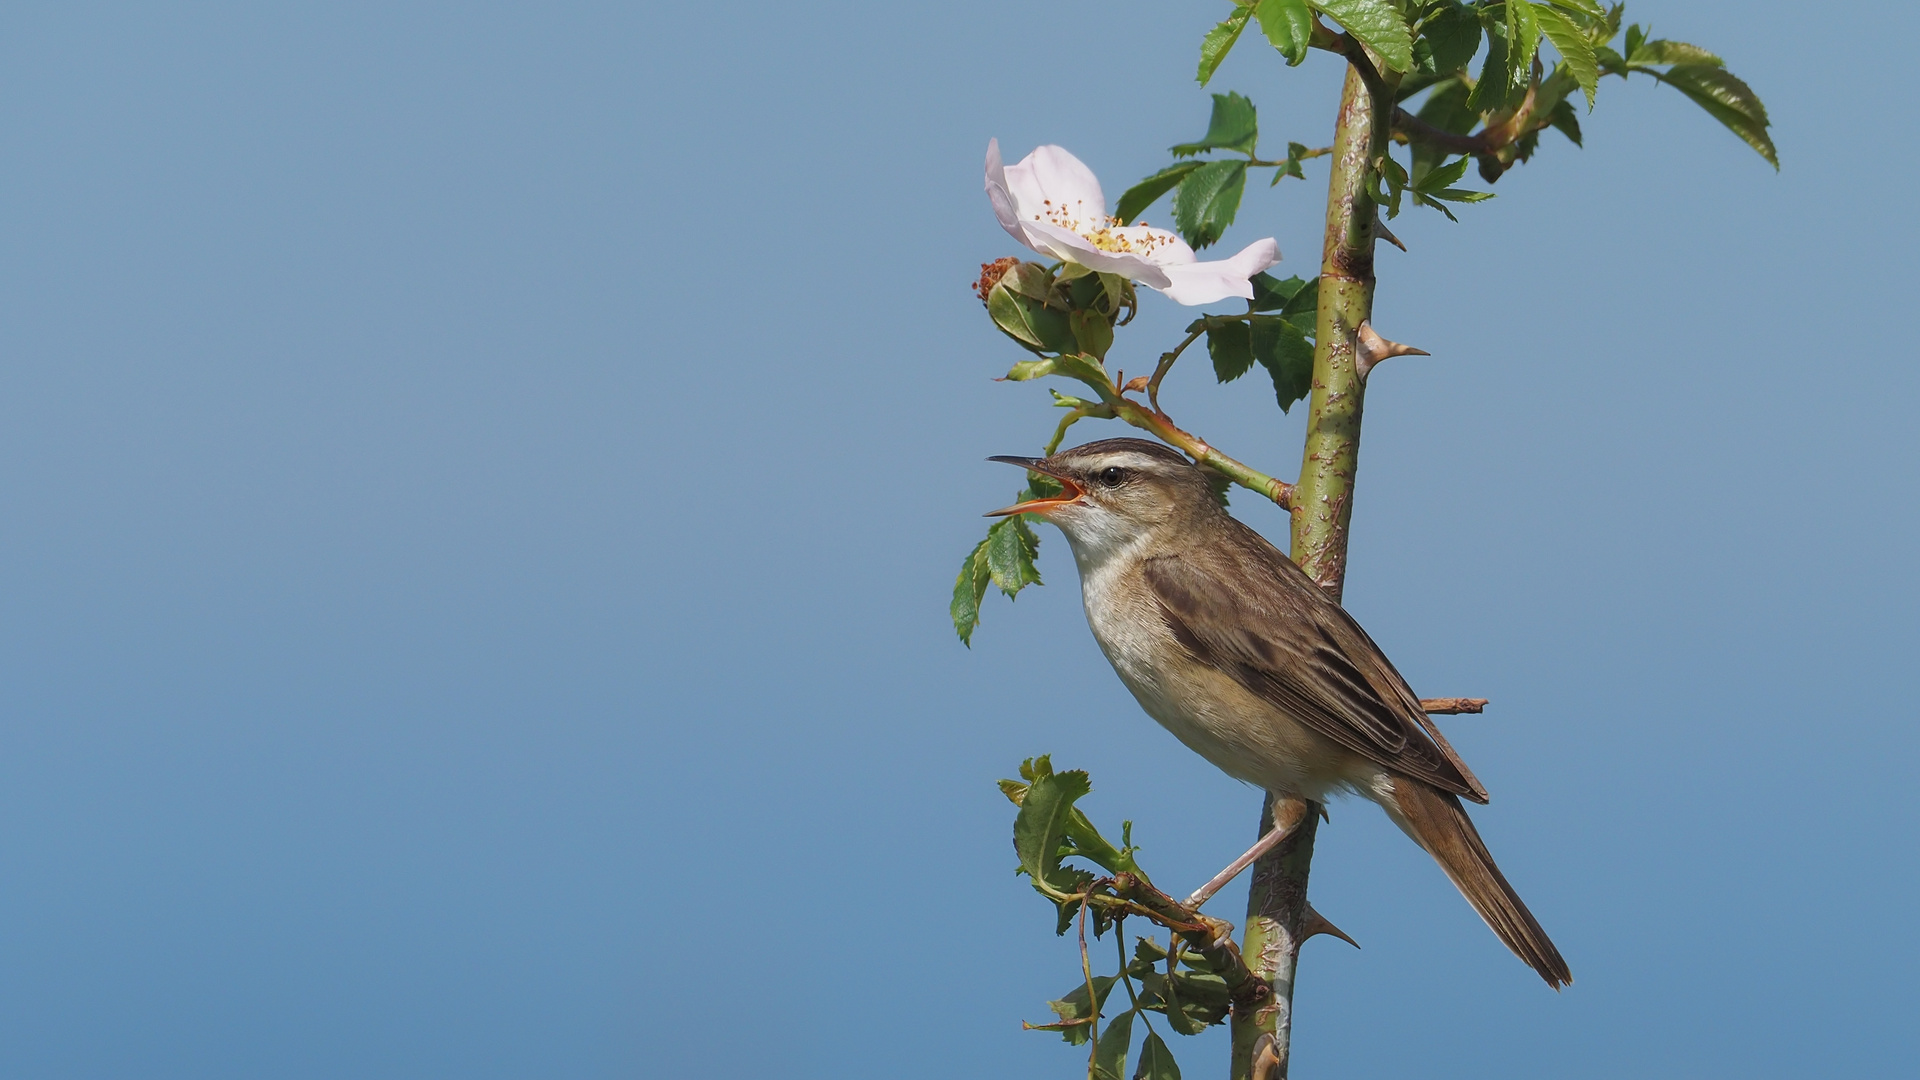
{"left": 1231, "top": 57, "right": 1389, "bottom": 1080}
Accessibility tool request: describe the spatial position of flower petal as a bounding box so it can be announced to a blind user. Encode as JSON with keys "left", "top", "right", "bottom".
{"left": 1003, "top": 145, "right": 1107, "bottom": 237}
{"left": 985, "top": 139, "right": 1041, "bottom": 252}
{"left": 1024, "top": 220, "right": 1174, "bottom": 289}
{"left": 1114, "top": 226, "right": 1195, "bottom": 267}
{"left": 1151, "top": 238, "right": 1281, "bottom": 306}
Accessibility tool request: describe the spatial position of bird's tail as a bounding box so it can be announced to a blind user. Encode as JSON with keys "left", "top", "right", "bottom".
{"left": 1386, "top": 778, "right": 1572, "bottom": 988}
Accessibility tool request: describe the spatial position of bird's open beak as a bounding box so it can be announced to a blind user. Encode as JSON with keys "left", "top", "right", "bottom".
{"left": 984, "top": 456, "right": 1085, "bottom": 517}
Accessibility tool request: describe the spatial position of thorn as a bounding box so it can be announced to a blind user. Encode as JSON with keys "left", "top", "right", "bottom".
{"left": 1373, "top": 215, "right": 1406, "bottom": 251}
{"left": 1354, "top": 320, "right": 1429, "bottom": 379}
{"left": 1302, "top": 903, "right": 1360, "bottom": 949}
{"left": 1250, "top": 1034, "right": 1283, "bottom": 1080}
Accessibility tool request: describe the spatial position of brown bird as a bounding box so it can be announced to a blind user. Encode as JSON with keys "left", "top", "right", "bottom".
{"left": 988, "top": 437, "right": 1570, "bottom": 987}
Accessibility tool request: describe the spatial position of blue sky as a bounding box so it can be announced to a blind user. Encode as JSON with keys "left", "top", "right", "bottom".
{"left": 1, "top": 2, "right": 1914, "bottom": 1077}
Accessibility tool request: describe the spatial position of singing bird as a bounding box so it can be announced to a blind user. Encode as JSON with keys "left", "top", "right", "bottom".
{"left": 988, "top": 437, "right": 1570, "bottom": 987}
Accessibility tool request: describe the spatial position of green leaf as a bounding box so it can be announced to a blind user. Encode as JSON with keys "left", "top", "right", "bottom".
{"left": 1505, "top": 0, "right": 1542, "bottom": 95}
{"left": 1409, "top": 77, "right": 1475, "bottom": 183}
{"left": 1013, "top": 768, "right": 1094, "bottom": 897}
{"left": 950, "top": 538, "right": 991, "bottom": 645}
{"left": 1133, "top": 1031, "right": 1181, "bottom": 1080}
{"left": 999, "top": 261, "right": 1055, "bottom": 301}
{"left": 1420, "top": 1, "right": 1481, "bottom": 75}
{"left": 1197, "top": 6, "right": 1252, "bottom": 85}
{"left": 1280, "top": 140, "right": 1310, "bottom": 181}
{"left": 1254, "top": 0, "right": 1312, "bottom": 65}
{"left": 1531, "top": 3, "right": 1598, "bottom": 107}
{"left": 1247, "top": 271, "right": 1307, "bottom": 312}
{"left": 1428, "top": 187, "right": 1496, "bottom": 203}
{"left": 1311, "top": 0, "right": 1414, "bottom": 72}
{"left": 997, "top": 777, "right": 1028, "bottom": 805}
{"left": 1206, "top": 320, "right": 1254, "bottom": 383}
{"left": 1250, "top": 315, "right": 1315, "bottom": 412}
{"left": 1046, "top": 975, "right": 1118, "bottom": 1045}
{"left": 1466, "top": 18, "right": 1513, "bottom": 113}
{"left": 1654, "top": 63, "right": 1776, "bottom": 168}
{"left": 988, "top": 282, "right": 1077, "bottom": 355}
{"left": 1171, "top": 92, "right": 1260, "bottom": 158}
{"left": 1548, "top": 96, "right": 1583, "bottom": 145}
{"left": 1545, "top": 0, "right": 1606, "bottom": 20}
{"left": 1071, "top": 309, "right": 1115, "bottom": 360}
{"left": 1411, "top": 154, "right": 1471, "bottom": 193}
{"left": 985, "top": 515, "right": 1042, "bottom": 597}
{"left": 1117, "top": 162, "right": 1203, "bottom": 225}
{"left": 1469, "top": 1, "right": 1538, "bottom": 113}
{"left": 1277, "top": 275, "right": 1318, "bottom": 331}
{"left": 1125, "top": 936, "right": 1171, "bottom": 978}
{"left": 1622, "top": 22, "right": 1645, "bottom": 60}
{"left": 1093, "top": 1008, "right": 1137, "bottom": 1080}
{"left": 1628, "top": 37, "right": 1724, "bottom": 67}
{"left": 1171, "top": 160, "right": 1248, "bottom": 249}
{"left": 1018, "top": 472, "right": 1065, "bottom": 503}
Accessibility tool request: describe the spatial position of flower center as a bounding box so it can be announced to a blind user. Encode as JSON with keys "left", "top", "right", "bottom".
{"left": 1033, "top": 199, "right": 1175, "bottom": 256}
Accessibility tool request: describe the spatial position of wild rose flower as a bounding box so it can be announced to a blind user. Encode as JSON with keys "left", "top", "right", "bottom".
{"left": 985, "top": 139, "right": 1279, "bottom": 307}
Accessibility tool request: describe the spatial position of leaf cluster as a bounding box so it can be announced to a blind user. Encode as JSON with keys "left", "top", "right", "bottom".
{"left": 1002, "top": 758, "right": 1240, "bottom": 1080}
{"left": 1200, "top": 272, "right": 1318, "bottom": 413}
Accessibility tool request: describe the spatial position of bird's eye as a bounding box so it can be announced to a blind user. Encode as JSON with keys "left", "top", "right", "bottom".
{"left": 1097, "top": 466, "right": 1129, "bottom": 486}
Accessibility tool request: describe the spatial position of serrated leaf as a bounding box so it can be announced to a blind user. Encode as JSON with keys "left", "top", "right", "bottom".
{"left": 1410, "top": 77, "right": 1475, "bottom": 183}
{"left": 1278, "top": 274, "right": 1318, "bottom": 329}
{"left": 950, "top": 538, "right": 991, "bottom": 645}
{"left": 1171, "top": 92, "right": 1260, "bottom": 158}
{"left": 1505, "top": 0, "right": 1541, "bottom": 93}
{"left": 1311, "top": 0, "right": 1414, "bottom": 72}
{"left": 997, "top": 777, "right": 1028, "bottom": 805}
{"left": 1466, "top": 18, "right": 1514, "bottom": 113}
{"left": 1093, "top": 1007, "right": 1137, "bottom": 1080}
{"left": 985, "top": 515, "right": 1042, "bottom": 597}
{"left": 1250, "top": 315, "right": 1314, "bottom": 412}
{"left": 988, "top": 282, "right": 1077, "bottom": 354}
{"left": 1047, "top": 975, "right": 1118, "bottom": 1046}
{"left": 1248, "top": 271, "right": 1306, "bottom": 312}
{"left": 1545, "top": 0, "right": 1606, "bottom": 19}
{"left": 1117, "top": 162, "right": 1203, "bottom": 225}
{"left": 1171, "top": 160, "right": 1248, "bottom": 249}
{"left": 1254, "top": 0, "right": 1313, "bottom": 65}
{"left": 1532, "top": 3, "right": 1597, "bottom": 107}
{"left": 1198, "top": 6, "right": 1252, "bottom": 85}
{"left": 1622, "top": 22, "right": 1645, "bottom": 63}
{"left": 1654, "top": 63, "right": 1776, "bottom": 168}
{"left": 1133, "top": 1031, "right": 1181, "bottom": 1080}
{"left": 1629, "top": 38, "right": 1723, "bottom": 67}
{"left": 1014, "top": 769, "right": 1094, "bottom": 897}
{"left": 1411, "top": 154, "right": 1471, "bottom": 193}
{"left": 1420, "top": 1, "right": 1481, "bottom": 75}
{"left": 1548, "top": 96, "right": 1582, "bottom": 145}
{"left": 1206, "top": 321, "right": 1255, "bottom": 383}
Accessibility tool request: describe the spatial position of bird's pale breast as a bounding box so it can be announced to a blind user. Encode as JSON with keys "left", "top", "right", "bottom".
{"left": 1076, "top": 546, "right": 1359, "bottom": 802}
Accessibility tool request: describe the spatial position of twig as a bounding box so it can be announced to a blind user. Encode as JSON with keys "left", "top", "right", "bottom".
{"left": 1419, "top": 697, "right": 1488, "bottom": 714}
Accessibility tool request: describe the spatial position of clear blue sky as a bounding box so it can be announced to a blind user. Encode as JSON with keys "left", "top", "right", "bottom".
{"left": 2, "top": 2, "right": 1913, "bottom": 1077}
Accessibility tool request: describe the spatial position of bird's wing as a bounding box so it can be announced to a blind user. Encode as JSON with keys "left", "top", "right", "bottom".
{"left": 1142, "top": 530, "right": 1488, "bottom": 802}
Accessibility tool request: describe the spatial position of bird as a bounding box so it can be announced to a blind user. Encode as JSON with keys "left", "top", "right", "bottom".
{"left": 987, "top": 436, "right": 1570, "bottom": 988}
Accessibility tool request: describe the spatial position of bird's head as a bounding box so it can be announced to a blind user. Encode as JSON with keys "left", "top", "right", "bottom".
{"left": 986, "top": 438, "right": 1218, "bottom": 552}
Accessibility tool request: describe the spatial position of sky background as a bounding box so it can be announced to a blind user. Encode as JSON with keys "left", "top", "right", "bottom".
{"left": 1, "top": 2, "right": 1914, "bottom": 1077}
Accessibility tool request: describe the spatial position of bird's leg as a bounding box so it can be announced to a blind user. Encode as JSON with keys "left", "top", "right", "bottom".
{"left": 1183, "top": 799, "right": 1313, "bottom": 910}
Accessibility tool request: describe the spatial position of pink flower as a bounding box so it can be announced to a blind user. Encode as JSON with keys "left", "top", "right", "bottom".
{"left": 985, "top": 139, "right": 1280, "bottom": 306}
